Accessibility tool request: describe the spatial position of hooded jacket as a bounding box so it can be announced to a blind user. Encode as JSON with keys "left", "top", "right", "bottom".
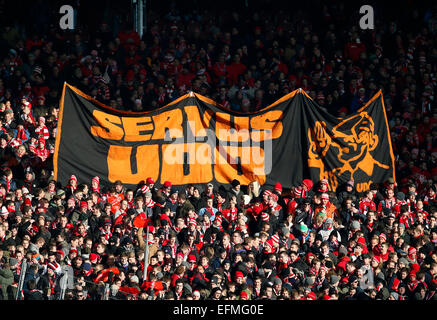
{"left": 0, "top": 266, "right": 14, "bottom": 299}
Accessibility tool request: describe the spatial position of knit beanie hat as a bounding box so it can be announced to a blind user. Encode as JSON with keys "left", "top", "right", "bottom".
{"left": 299, "top": 222, "right": 308, "bottom": 233}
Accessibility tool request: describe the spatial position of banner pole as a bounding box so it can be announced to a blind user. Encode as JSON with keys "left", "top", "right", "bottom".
{"left": 104, "top": 283, "right": 110, "bottom": 300}
{"left": 143, "top": 227, "right": 149, "bottom": 283}
{"left": 59, "top": 271, "right": 68, "bottom": 300}
{"left": 15, "top": 258, "right": 27, "bottom": 300}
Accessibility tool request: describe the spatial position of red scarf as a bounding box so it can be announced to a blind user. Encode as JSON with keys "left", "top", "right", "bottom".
{"left": 217, "top": 199, "right": 226, "bottom": 212}
{"left": 67, "top": 184, "right": 76, "bottom": 193}
{"left": 399, "top": 215, "right": 414, "bottom": 228}
{"left": 49, "top": 274, "right": 57, "bottom": 294}
{"left": 408, "top": 280, "right": 418, "bottom": 292}
{"left": 366, "top": 221, "right": 375, "bottom": 233}
{"left": 223, "top": 243, "right": 231, "bottom": 255}
{"left": 4, "top": 176, "right": 10, "bottom": 192}
{"left": 205, "top": 206, "right": 214, "bottom": 215}
{"left": 16, "top": 128, "right": 28, "bottom": 143}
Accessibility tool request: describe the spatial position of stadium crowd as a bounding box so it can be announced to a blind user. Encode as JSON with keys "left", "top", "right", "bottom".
{"left": 0, "top": 1, "right": 437, "bottom": 300}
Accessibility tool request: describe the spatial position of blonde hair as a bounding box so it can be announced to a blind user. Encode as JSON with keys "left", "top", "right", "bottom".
{"left": 248, "top": 180, "right": 260, "bottom": 200}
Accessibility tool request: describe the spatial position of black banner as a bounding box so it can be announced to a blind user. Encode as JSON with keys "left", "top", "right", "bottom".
{"left": 54, "top": 83, "right": 395, "bottom": 192}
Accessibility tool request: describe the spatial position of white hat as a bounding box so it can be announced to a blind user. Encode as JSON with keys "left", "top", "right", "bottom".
{"left": 130, "top": 275, "right": 139, "bottom": 283}
{"left": 0, "top": 206, "right": 8, "bottom": 215}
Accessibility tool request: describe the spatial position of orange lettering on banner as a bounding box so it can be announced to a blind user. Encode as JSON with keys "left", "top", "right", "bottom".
{"left": 90, "top": 110, "right": 124, "bottom": 140}
{"left": 356, "top": 181, "right": 372, "bottom": 193}
{"left": 215, "top": 113, "right": 232, "bottom": 141}
{"left": 250, "top": 111, "right": 283, "bottom": 141}
{"left": 160, "top": 143, "right": 213, "bottom": 184}
{"left": 215, "top": 113, "right": 250, "bottom": 142}
{"left": 232, "top": 116, "right": 250, "bottom": 142}
{"left": 184, "top": 106, "right": 213, "bottom": 137}
{"left": 214, "top": 145, "right": 266, "bottom": 185}
{"left": 151, "top": 109, "right": 184, "bottom": 140}
{"left": 121, "top": 116, "right": 154, "bottom": 142}
{"left": 107, "top": 145, "right": 159, "bottom": 184}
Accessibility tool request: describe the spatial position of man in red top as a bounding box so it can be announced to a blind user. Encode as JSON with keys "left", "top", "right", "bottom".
{"left": 117, "top": 28, "right": 140, "bottom": 51}
{"left": 294, "top": 179, "right": 313, "bottom": 199}
{"left": 359, "top": 190, "right": 376, "bottom": 216}
{"left": 146, "top": 177, "right": 155, "bottom": 191}
{"left": 344, "top": 35, "right": 366, "bottom": 62}
{"left": 212, "top": 55, "right": 227, "bottom": 81}
{"left": 34, "top": 138, "right": 49, "bottom": 162}
{"left": 284, "top": 194, "right": 299, "bottom": 217}
{"left": 161, "top": 181, "right": 172, "bottom": 197}
{"left": 222, "top": 197, "right": 238, "bottom": 224}
{"left": 261, "top": 190, "right": 272, "bottom": 211}
{"left": 106, "top": 185, "right": 123, "bottom": 214}
{"left": 226, "top": 54, "right": 247, "bottom": 85}
{"left": 377, "top": 188, "right": 397, "bottom": 216}
{"left": 392, "top": 192, "right": 407, "bottom": 216}
{"left": 268, "top": 194, "right": 283, "bottom": 216}
{"left": 424, "top": 186, "right": 436, "bottom": 208}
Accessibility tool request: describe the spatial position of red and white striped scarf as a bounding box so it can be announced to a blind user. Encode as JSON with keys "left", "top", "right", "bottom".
{"left": 383, "top": 198, "right": 396, "bottom": 209}
{"left": 235, "top": 225, "right": 249, "bottom": 238}
{"left": 145, "top": 198, "right": 155, "bottom": 208}
{"left": 301, "top": 230, "right": 309, "bottom": 244}
{"left": 187, "top": 217, "right": 197, "bottom": 226}
{"left": 99, "top": 227, "right": 112, "bottom": 241}
{"left": 309, "top": 266, "right": 319, "bottom": 276}
{"left": 127, "top": 199, "right": 135, "bottom": 209}
{"left": 15, "top": 260, "right": 22, "bottom": 275}
{"left": 35, "top": 125, "right": 50, "bottom": 140}
{"left": 224, "top": 208, "right": 238, "bottom": 222}
{"left": 294, "top": 187, "right": 306, "bottom": 199}
{"left": 315, "top": 275, "right": 325, "bottom": 287}
{"left": 170, "top": 244, "right": 177, "bottom": 258}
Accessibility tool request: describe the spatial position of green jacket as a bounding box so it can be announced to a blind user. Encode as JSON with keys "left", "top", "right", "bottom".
{"left": 176, "top": 200, "right": 195, "bottom": 220}
{"left": 0, "top": 268, "right": 14, "bottom": 300}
